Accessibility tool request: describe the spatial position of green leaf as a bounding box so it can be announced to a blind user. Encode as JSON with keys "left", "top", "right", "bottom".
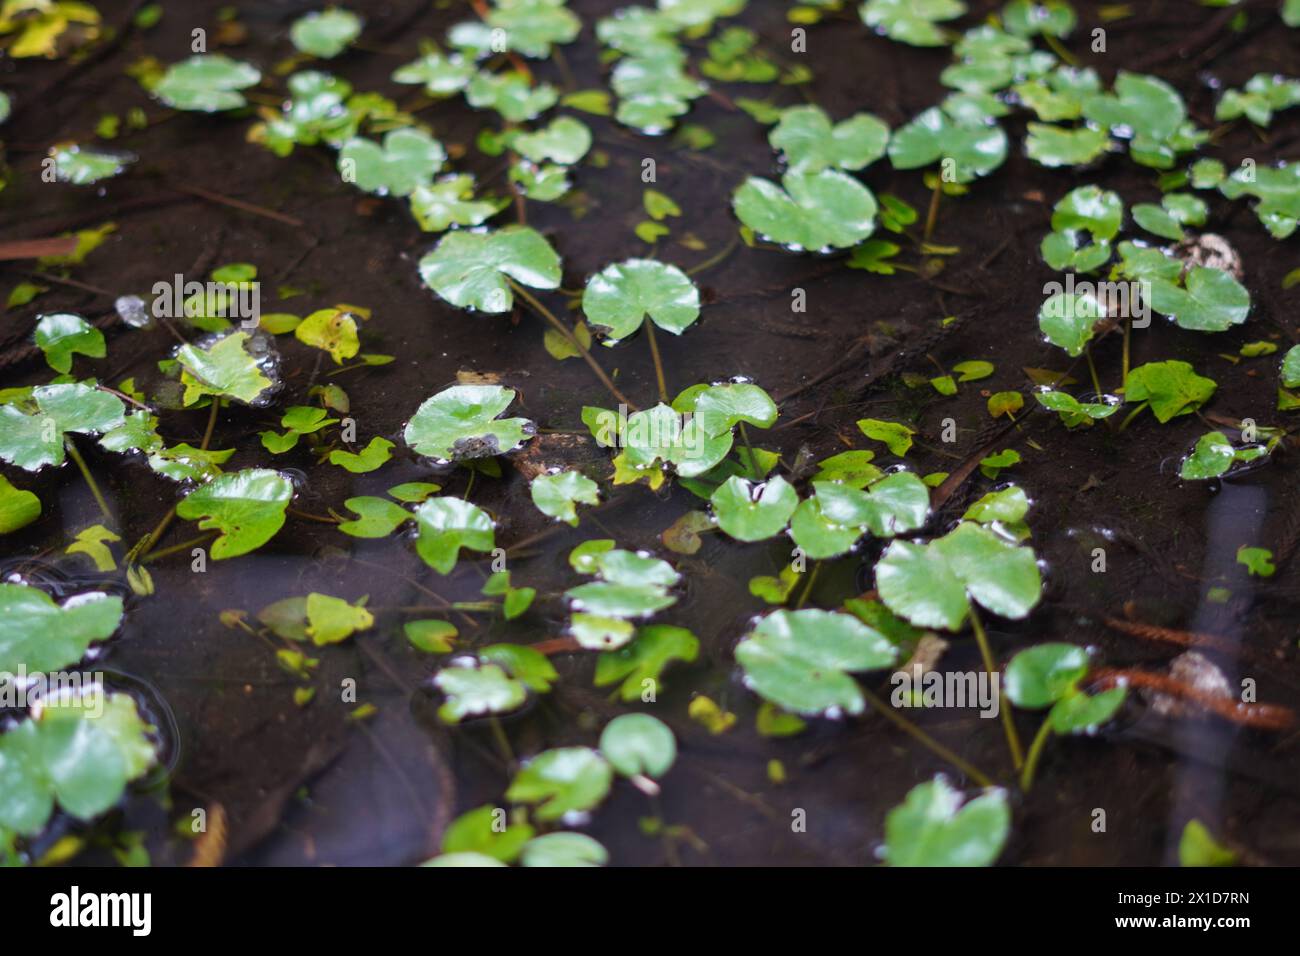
{"left": 176, "top": 332, "right": 276, "bottom": 406}
{"left": 0, "top": 383, "right": 125, "bottom": 472}
{"left": 153, "top": 55, "right": 261, "bottom": 112}
{"left": 1034, "top": 389, "right": 1119, "bottom": 427}
{"left": 860, "top": 0, "right": 965, "bottom": 46}
{"left": 530, "top": 470, "right": 600, "bottom": 526}
{"left": 888, "top": 107, "right": 1007, "bottom": 182}
{"left": 339, "top": 127, "right": 445, "bottom": 197}
{"left": 0, "top": 690, "right": 155, "bottom": 836}
{"left": 511, "top": 115, "right": 592, "bottom": 165}
{"left": 1048, "top": 686, "right": 1126, "bottom": 733}
{"left": 856, "top": 417, "right": 914, "bottom": 456}
{"left": 48, "top": 145, "right": 133, "bottom": 185}
{"left": 409, "top": 175, "right": 504, "bottom": 232}
{"left": 876, "top": 522, "right": 1042, "bottom": 630}
{"left": 392, "top": 52, "right": 476, "bottom": 96}
{"left": 736, "top": 608, "right": 898, "bottom": 716}
{"left": 964, "top": 484, "right": 1030, "bottom": 525}
{"left": 404, "top": 384, "right": 534, "bottom": 462}
{"left": 175, "top": 468, "right": 293, "bottom": 559}
{"left": 0, "top": 583, "right": 122, "bottom": 674}
{"left": 581, "top": 259, "right": 700, "bottom": 343}
{"left": 434, "top": 661, "right": 526, "bottom": 723}
{"left": 1083, "top": 71, "right": 1186, "bottom": 142}
{"left": 1220, "top": 159, "right": 1300, "bottom": 238}
{"left": 733, "top": 169, "right": 878, "bottom": 250}
{"left": 883, "top": 776, "right": 1010, "bottom": 866}
{"left": 1025, "top": 123, "right": 1109, "bottom": 167}
{"left": 66, "top": 524, "right": 119, "bottom": 571}
{"left": 1282, "top": 345, "right": 1300, "bottom": 388}
{"left": 1178, "top": 819, "right": 1237, "bottom": 867}
{"left": 305, "top": 592, "right": 373, "bottom": 645}
{"left": 812, "top": 450, "right": 883, "bottom": 488}
{"left": 1038, "top": 290, "right": 1107, "bottom": 357}
{"left": 480, "top": 643, "right": 556, "bottom": 692}
{"left": 0, "top": 476, "right": 40, "bottom": 534}
{"left": 1002, "top": 0, "right": 1075, "bottom": 37}
{"left": 711, "top": 475, "right": 798, "bottom": 542}
{"left": 1124, "top": 360, "right": 1217, "bottom": 422}
{"left": 599, "top": 713, "right": 677, "bottom": 778}
{"left": 685, "top": 382, "right": 778, "bottom": 436}
{"left": 520, "top": 832, "right": 608, "bottom": 867}
{"left": 290, "top": 8, "right": 362, "bottom": 58}
{"left": 402, "top": 495, "right": 490, "bottom": 573}
{"left": 1051, "top": 184, "right": 1124, "bottom": 239}
{"left": 441, "top": 804, "right": 534, "bottom": 862}
{"left": 328, "top": 436, "right": 394, "bottom": 474}
{"left": 770, "top": 104, "right": 889, "bottom": 173}
{"left": 506, "top": 747, "right": 613, "bottom": 821}
{"left": 466, "top": 71, "right": 559, "bottom": 122}
{"left": 593, "top": 625, "right": 699, "bottom": 701}
{"left": 418, "top": 226, "right": 562, "bottom": 312}
{"left": 1237, "top": 545, "right": 1276, "bottom": 578}
{"left": 482, "top": 0, "right": 581, "bottom": 58}
{"left": 1004, "top": 642, "right": 1089, "bottom": 708}
{"left": 1149, "top": 266, "right": 1250, "bottom": 333}
{"left": 405, "top": 619, "right": 458, "bottom": 653}
{"left": 1179, "top": 431, "right": 1266, "bottom": 480}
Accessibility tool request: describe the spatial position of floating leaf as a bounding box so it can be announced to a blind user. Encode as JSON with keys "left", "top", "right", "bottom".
{"left": 1179, "top": 431, "right": 1266, "bottom": 480}
{"left": 176, "top": 332, "right": 276, "bottom": 406}
{"left": 48, "top": 144, "right": 134, "bottom": 185}
{"left": 1124, "top": 360, "right": 1216, "bottom": 423}
{"left": 418, "top": 226, "right": 562, "bottom": 312}
{"left": 0, "top": 476, "right": 40, "bottom": 534}
{"left": 0, "top": 583, "right": 122, "bottom": 674}
{"left": 581, "top": 259, "right": 700, "bottom": 344}
{"left": 599, "top": 713, "right": 676, "bottom": 779}
{"left": 175, "top": 468, "right": 294, "bottom": 559}
{"left": 339, "top": 128, "right": 445, "bottom": 197}
{"left": 511, "top": 115, "right": 592, "bottom": 165}
{"left": 305, "top": 592, "right": 373, "bottom": 645}
{"left": 770, "top": 104, "right": 890, "bottom": 173}
{"left": 856, "top": 418, "right": 914, "bottom": 456}
{"left": 876, "top": 521, "right": 1042, "bottom": 630}
{"left": 711, "top": 475, "right": 798, "bottom": 542}
{"left": 1178, "top": 819, "right": 1237, "bottom": 867}
{"left": 153, "top": 55, "right": 261, "bottom": 112}
{"left": 405, "top": 619, "right": 458, "bottom": 653}
{"left": 466, "top": 71, "right": 559, "bottom": 122}
{"left": 531, "top": 470, "right": 599, "bottom": 526}
{"left": 392, "top": 52, "right": 476, "bottom": 96}
{"left": 33, "top": 313, "right": 104, "bottom": 373}
{"left": 1083, "top": 71, "right": 1186, "bottom": 143}
{"left": 1025, "top": 123, "right": 1108, "bottom": 167}
{"left": 434, "top": 660, "right": 526, "bottom": 723}
{"left": 409, "top": 175, "right": 504, "bottom": 232}
{"left": 290, "top": 8, "right": 362, "bottom": 59}
{"left": 66, "top": 524, "right": 119, "bottom": 571}
{"left": 440, "top": 805, "right": 534, "bottom": 862}
{"left": 328, "top": 437, "right": 394, "bottom": 473}
{"left": 860, "top": 0, "right": 965, "bottom": 46}
{"left": 413, "top": 497, "right": 495, "bottom": 574}
{"left": 520, "top": 832, "right": 608, "bottom": 867}
{"left": 506, "top": 747, "right": 613, "bottom": 821}
{"left": 733, "top": 169, "right": 878, "bottom": 250}
{"left": 888, "top": 107, "right": 1007, "bottom": 183}
{"left": 0, "top": 690, "right": 155, "bottom": 837}
{"left": 1149, "top": 266, "right": 1250, "bottom": 333}
{"left": 593, "top": 625, "right": 699, "bottom": 701}
{"left": 0, "top": 383, "right": 125, "bottom": 472}
{"left": 883, "top": 776, "right": 1009, "bottom": 866}
{"left": 338, "top": 496, "right": 411, "bottom": 538}
{"left": 684, "top": 382, "right": 778, "bottom": 436}
{"left": 1038, "top": 290, "right": 1107, "bottom": 357}
{"left": 404, "top": 384, "right": 534, "bottom": 462}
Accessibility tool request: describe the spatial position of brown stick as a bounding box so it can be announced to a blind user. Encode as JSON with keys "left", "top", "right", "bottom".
{"left": 1093, "top": 668, "right": 1294, "bottom": 731}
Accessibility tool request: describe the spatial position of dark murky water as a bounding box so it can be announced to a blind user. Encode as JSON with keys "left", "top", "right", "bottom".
{"left": 3, "top": 0, "right": 1300, "bottom": 865}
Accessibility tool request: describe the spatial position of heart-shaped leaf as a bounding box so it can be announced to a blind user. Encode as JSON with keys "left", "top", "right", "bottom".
{"left": 888, "top": 107, "right": 1008, "bottom": 182}
{"left": 175, "top": 468, "right": 294, "bottom": 559}
{"left": 466, "top": 71, "right": 559, "bottom": 122}
{"left": 733, "top": 169, "right": 878, "bottom": 250}
{"left": 34, "top": 313, "right": 104, "bottom": 373}
{"left": 1038, "top": 289, "right": 1108, "bottom": 357}
{"left": 520, "top": 832, "right": 608, "bottom": 867}
{"left": 711, "top": 475, "right": 799, "bottom": 542}
{"left": 418, "top": 226, "right": 562, "bottom": 312}
{"left": 769, "top": 104, "right": 890, "bottom": 173}
{"left": 153, "top": 55, "right": 261, "bottom": 112}
{"left": 506, "top": 746, "right": 613, "bottom": 821}
{"left": 0, "top": 383, "right": 125, "bottom": 472}
{"left": 176, "top": 331, "right": 278, "bottom": 406}
{"left": 530, "top": 470, "right": 600, "bottom": 526}
{"left": 860, "top": 0, "right": 966, "bottom": 47}
{"left": 593, "top": 624, "right": 699, "bottom": 701}
{"left": 581, "top": 259, "right": 700, "bottom": 343}
{"left": 599, "top": 712, "right": 676, "bottom": 779}
{"left": 736, "top": 608, "right": 898, "bottom": 716}
{"left": 0, "top": 476, "right": 40, "bottom": 534}
{"left": 0, "top": 583, "right": 123, "bottom": 674}
{"left": 392, "top": 52, "right": 477, "bottom": 96}
{"left": 404, "top": 384, "right": 535, "bottom": 461}
{"left": 413, "top": 497, "right": 496, "bottom": 574}
{"left": 434, "top": 660, "right": 527, "bottom": 723}
{"left": 290, "top": 8, "right": 362, "bottom": 59}
{"left": 883, "top": 776, "right": 1009, "bottom": 866}
{"left": 1124, "top": 360, "right": 1217, "bottom": 422}
{"left": 511, "top": 115, "right": 592, "bottom": 164}
{"left": 1179, "top": 431, "right": 1266, "bottom": 480}
{"left": 339, "top": 127, "right": 446, "bottom": 197}
{"left": 1148, "top": 266, "right": 1250, "bottom": 332}
{"left": 1083, "top": 71, "right": 1186, "bottom": 141}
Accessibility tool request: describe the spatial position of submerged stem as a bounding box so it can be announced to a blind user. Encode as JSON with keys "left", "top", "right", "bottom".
{"left": 64, "top": 437, "right": 112, "bottom": 523}
{"left": 644, "top": 318, "right": 668, "bottom": 403}
{"left": 509, "top": 280, "right": 636, "bottom": 409}
{"left": 1121, "top": 316, "right": 1132, "bottom": 389}
{"left": 1020, "top": 718, "right": 1053, "bottom": 792}
{"left": 968, "top": 607, "right": 1024, "bottom": 770}
{"left": 923, "top": 175, "right": 943, "bottom": 242}
{"left": 860, "top": 686, "right": 995, "bottom": 789}
{"left": 794, "top": 561, "right": 820, "bottom": 610}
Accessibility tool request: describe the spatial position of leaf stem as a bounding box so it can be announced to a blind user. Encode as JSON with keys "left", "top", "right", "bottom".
{"left": 1121, "top": 315, "right": 1132, "bottom": 389}
{"left": 200, "top": 398, "right": 220, "bottom": 451}
{"left": 1020, "top": 718, "right": 1053, "bottom": 792}
{"left": 644, "top": 318, "right": 669, "bottom": 403}
{"left": 64, "top": 437, "right": 113, "bottom": 523}
{"left": 685, "top": 235, "right": 739, "bottom": 277}
{"left": 860, "top": 686, "right": 995, "bottom": 788}
{"left": 795, "top": 560, "right": 820, "bottom": 609}
{"left": 923, "top": 174, "right": 943, "bottom": 242}
{"left": 508, "top": 279, "right": 636, "bottom": 409}
{"left": 142, "top": 533, "right": 216, "bottom": 564}
{"left": 968, "top": 607, "right": 1024, "bottom": 770}
{"left": 1084, "top": 345, "right": 1104, "bottom": 399}
{"left": 1117, "top": 400, "right": 1148, "bottom": 432}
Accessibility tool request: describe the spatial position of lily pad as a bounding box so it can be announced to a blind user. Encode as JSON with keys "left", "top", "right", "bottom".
{"left": 466, "top": 71, "right": 559, "bottom": 122}
{"left": 733, "top": 169, "right": 878, "bottom": 250}
{"left": 888, "top": 107, "right": 1008, "bottom": 183}
{"left": 1179, "top": 431, "right": 1266, "bottom": 480}
{"left": 418, "top": 226, "right": 562, "bottom": 312}
{"left": 593, "top": 624, "right": 699, "bottom": 701}
{"left": 883, "top": 776, "right": 1010, "bottom": 866}
{"left": 860, "top": 0, "right": 965, "bottom": 47}
{"left": 34, "top": 313, "right": 104, "bottom": 373}
{"left": 153, "top": 55, "right": 261, "bottom": 112}
{"left": 1124, "top": 360, "right": 1216, "bottom": 422}
{"left": 531, "top": 470, "right": 600, "bottom": 526}
{"left": 1220, "top": 161, "right": 1300, "bottom": 239}
{"left": 711, "top": 475, "right": 799, "bottom": 542}
{"left": 409, "top": 175, "right": 504, "bottom": 232}
{"left": 506, "top": 747, "right": 613, "bottom": 821}
{"left": 511, "top": 115, "right": 592, "bottom": 165}
{"left": 599, "top": 713, "right": 676, "bottom": 779}
{"left": 404, "top": 384, "right": 535, "bottom": 461}
{"left": 175, "top": 468, "right": 294, "bottom": 559}
{"left": 290, "top": 8, "right": 362, "bottom": 59}
{"left": 1038, "top": 290, "right": 1107, "bottom": 357}
{"left": 392, "top": 53, "right": 477, "bottom": 96}
{"left": 48, "top": 144, "right": 134, "bottom": 185}
{"left": 434, "top": 660, "right": 527, "bottom": 723}
{"left": 339, "top": 127, "right": 445, "bottom": 197}
{"left": 735, "top": 608, "right": 898, "bottom": 716}
{"left": 581, "top": 259, "right": 700, "bottom": 343}
{"left": 0, "top": 476, "right": 40, "bottom": 534}
{"left": 769, "top": 104, "right": 890, "bottom": 173}
{"left": 176, "top": 332, "right": 277, "bottom": 406}
{"left": 0, "top": 383, "right": 125, "bottom": 472}
{"left": 413, "top": 497, "right": 496, "bottom": 574}
{"left": 1149, "top": 266, "right": 1250, "bottom": 333}
{"left": 520, "top": 832, "right": 608, "bottom": 867}
{"left": 0, "top": 583, "right": 123, "bottom": 674}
